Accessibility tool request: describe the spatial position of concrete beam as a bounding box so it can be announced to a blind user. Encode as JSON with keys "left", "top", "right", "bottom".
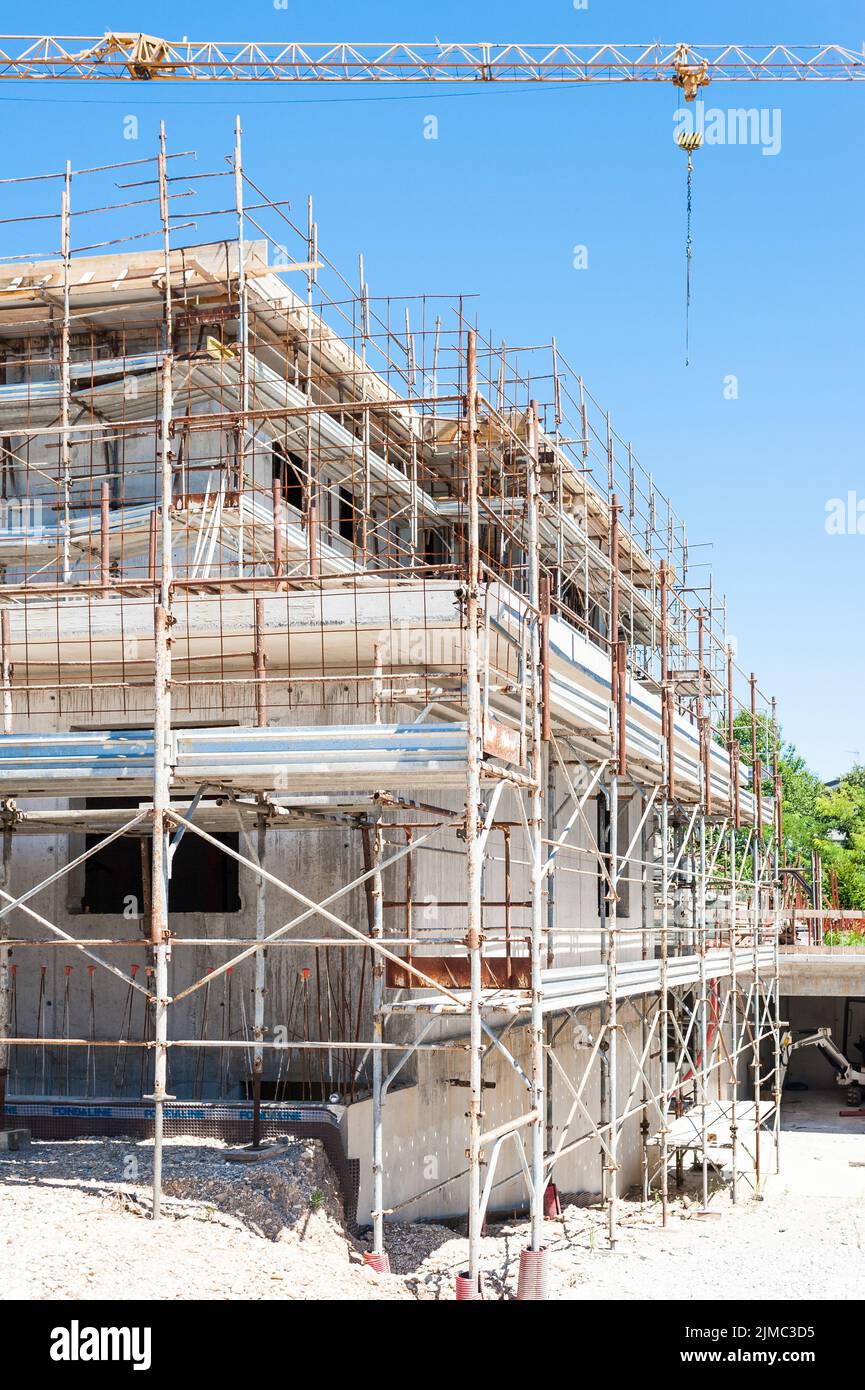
{"left": 779, "top": 951, "right": 865, "bottom": 997}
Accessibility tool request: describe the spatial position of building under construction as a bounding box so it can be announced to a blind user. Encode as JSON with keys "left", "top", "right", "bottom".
{"left": 0, "top": 125, "right": 786, "bottom": 1295}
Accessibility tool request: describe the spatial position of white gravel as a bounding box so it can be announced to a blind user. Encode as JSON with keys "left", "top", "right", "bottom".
{"left": 2, "top": 1092, "right": 862, "bottom": 1300}
{"left": 393, "top": 1091, "right": 865, "bottom": 1300}
{"left": 0, "top": 1134, "right": 407, "bottom": 1301}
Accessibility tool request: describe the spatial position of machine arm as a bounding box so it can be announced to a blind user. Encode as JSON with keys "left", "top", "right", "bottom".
{"left": 782, "top": 1027, "right": 865, "bottom": 1087}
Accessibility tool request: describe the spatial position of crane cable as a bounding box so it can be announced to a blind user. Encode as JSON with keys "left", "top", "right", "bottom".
{"left": 677, "top": 130, "right": 702, "bottom": 365}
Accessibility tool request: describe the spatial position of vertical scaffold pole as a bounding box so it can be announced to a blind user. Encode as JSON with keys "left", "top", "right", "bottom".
{"left": 752, "top": 830, "right": 762, "bottom": 1190}
{"left": 598, "top": 786, "right": 609, "bottom": 1202}
{"left": 730, "top": 824, "right": 739, "bottom": 1203}
{"left": 640, "top": 788, "right": 652, "bottom": 1207}
{"left": 252, "top": 817, "right": 267, "bottom": 1150}
{"left": 698, "top": 812, "right": 709, "bottom": 1211}
{"left": 606, "top": 494, "right": 621, "bottom": 1248}
{"left": 0, "top": 610, "right": 10, "bottom": 1127}
{"left": 540, "top": 562, "right": 556, "bottom": 1241}
{"left": 358, "top": 255, "right": 370, "bottom": 566}
{"left": 151, "top": 123, "right": 175, "bottom": 1219}
{"left": 773, "top": 898, "right": 782, "bottom": 1176}
{"left": 252, "top": 600, "right": 267, "bottom": 1149}
{"left": 607, "top": 768, "right": 619, "bottom": 1247}
{"left": 659, "top": 791, "right": 670, "bottom": 1226}
{"left": 545, "top": 704, "right": 556, "bottom": 1171}
{"left": 464, "top": 329, "right": 484, "bottom": 1292}
{"left": 60, "top": 160, "right": 72, "bottom": 586}
{"left": 370, "top": 823, "right": 386, "bottom": 1263}
{"left": 527, "top": 402, "right": 546, "bottom": 1257}
{"left": 658, "top": 568, "right": 672, "bottom": 1221}
{"left": 305, "top": 197, "right": 318, "bottom": 579}
{"left": 771, "top": 696, "right": 782, "bottom": 1176}
{"left": 233, "top": 116, "right": 247, "bottom": 577}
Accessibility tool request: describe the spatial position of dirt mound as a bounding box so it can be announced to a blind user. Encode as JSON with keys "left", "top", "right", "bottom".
{"left": 163, "top": 1136, "right": 347, "bottom": 1244}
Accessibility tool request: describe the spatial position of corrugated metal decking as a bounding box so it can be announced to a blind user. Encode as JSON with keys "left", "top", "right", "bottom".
{"left": 0, "top": 722, "right": 471, "bottom": 795}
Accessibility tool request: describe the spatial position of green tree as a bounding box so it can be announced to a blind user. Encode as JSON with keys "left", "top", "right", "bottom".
{"left": 813, "top": 774, "right": 865, "bottom": 909}
{"left": 721, "top": 712, "right": 865, "bottom": 908}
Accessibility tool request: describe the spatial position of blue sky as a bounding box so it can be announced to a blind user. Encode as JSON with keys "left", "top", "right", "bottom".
{"left": 2, "top": 1, "right": 863, "bottom": 777}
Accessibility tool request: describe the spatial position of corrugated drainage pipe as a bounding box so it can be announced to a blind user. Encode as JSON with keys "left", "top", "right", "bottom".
{"left": 455, "top": 1271, "right": 485, "bottom": 1300}
{"left": 517, "top": 1246, "right": 550, "bottom": 1301}
{"left": 363, "top": 1251, "right": 391, "bottom": 1274}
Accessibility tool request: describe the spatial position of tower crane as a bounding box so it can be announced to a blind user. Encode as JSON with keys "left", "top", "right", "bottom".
{"left": 0, "top": 35, "right": 856, "bottom": 359}
{"left": 0, "top": 35, "right": 861, "bottom": 95}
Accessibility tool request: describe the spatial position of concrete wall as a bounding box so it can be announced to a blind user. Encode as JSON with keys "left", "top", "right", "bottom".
{"left": 343, "top": 1001, "right": 657, "bottom": 1226}
{"left": 779, "top": 951, "right": 865, "bottom": 998}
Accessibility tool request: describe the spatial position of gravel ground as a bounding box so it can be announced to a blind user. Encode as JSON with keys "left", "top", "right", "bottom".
{"left": 1, "top": 1092, "right": 862, "bottom": 1300}
{"left": 391, "top": 1091, "right": 865, "bottom": 1301}
{"left": 0, "top": 1135, "right": 407, "bottom": 1301}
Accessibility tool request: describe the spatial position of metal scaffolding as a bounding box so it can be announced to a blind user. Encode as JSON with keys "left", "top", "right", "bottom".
{"left": 0, "top": 124, "right": 785, "bottom": 1297}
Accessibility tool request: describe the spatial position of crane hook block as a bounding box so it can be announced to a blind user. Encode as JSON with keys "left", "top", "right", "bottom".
{"left": 676, "top": 131, "right": 703, "bottom": 154}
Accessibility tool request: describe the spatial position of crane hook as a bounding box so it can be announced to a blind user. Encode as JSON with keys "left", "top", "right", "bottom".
{"left": 676, "top": 131, "right": 703, "bottom": 365}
